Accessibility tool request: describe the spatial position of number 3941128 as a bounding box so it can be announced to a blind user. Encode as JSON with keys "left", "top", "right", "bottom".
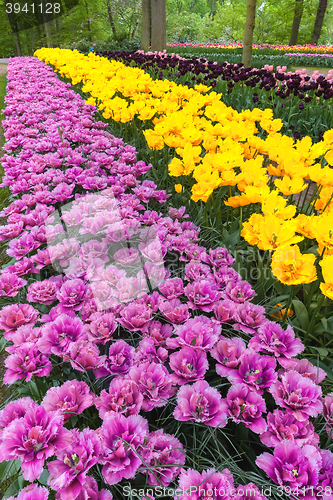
{"left": 6, "top": 3, "right": 61, "bottom": 14}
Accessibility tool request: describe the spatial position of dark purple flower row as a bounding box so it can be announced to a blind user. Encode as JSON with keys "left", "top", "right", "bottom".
{"left": 96, "top": 49, "right": 333, "bottom": 101}
{"left": 0, "top": 56, "right": 332, "bottom": 500}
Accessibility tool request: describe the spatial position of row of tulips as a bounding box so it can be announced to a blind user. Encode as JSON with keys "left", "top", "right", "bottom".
{"left": 0, "top": 56, "right": 333, "bottom": 499}
{"left": 34, "top": 49, "right": 333, "bottom": 300}
{"left": 166, "top": 43, "right": 333, "bottom": 54}
{"left": 95, "top": 49, "right": 333, "bottom": 140}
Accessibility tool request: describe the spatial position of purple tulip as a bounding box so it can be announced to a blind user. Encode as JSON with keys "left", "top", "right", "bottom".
{"left": 47, "top": 428, "right": 101, "bottom": 499}
{"left": 233, "top": 302, "right": 266, "bottom": 334}
{"left": 256, "top": 441, "right": 322, "bottom": 495}
{"left": 6, "top": 484, "right": 49, "bottom": 500}
{"left": 174, "top": 380, "right": 228, "bottom": 427}
{"left": 128, "top": 361, "right": 176, "bottom": 411}
{"left": 177, "top": 468, "right": 234, "bottom": 500}
{"left": 227, "top": 383, "right": 267, "bottom": 433}
{"left": 99, "top": 413, "right": 148, "bottom": 485}
{"left": 226, "top": 349, "right": 277, "bottom": 394}
{"left": 0, "top": 405, "right": 72, "bottom": 482}
{"left": 184, "top": 280, "right": 222, "bottom": 311}
{"left": 260, "top": 409, "right": 319, "bottom": 448}
{"left": 95, "top": 376, "right": 143, "bottom": 418}
{"left": 167, "top": 315, "right": 221, "bottom": 351}
{"left": 169, "top": 346, "right": 209, "bottom": 385}
{"left": 42, "top": 380, "right": 94, "bottom": 423}
{"left": 249, "top": 321, "right": 304, "bottom": 358}
{"left": 0, "top": 303, "right": 39, "bottom": 336}
{"left": 269, "top": 370, "right": 323, "bottom": 421}
{"left": 140, "top": 429, "right": 185, "bottom": 486}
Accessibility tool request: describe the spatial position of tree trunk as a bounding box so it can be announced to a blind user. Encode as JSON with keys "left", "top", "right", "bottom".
{"left": 242, "top": 0, "right": 256, "bottom": 67}
{"left": 30, "top": 28, "right": 36, "bottom": 54}
{"left": 85, "top": 0, "right": 92, "bottom": 43}
{"left": 43, "top": 20, "right": 53, "bottom": 47}
{"left": 311, "top": 0, "right": 328, "bottom": 45}
{"left": 131, "top": 18, "right": 140, "bottom": 39}
{"left": 289, "top": 0, "right": 304, "bottom": 45}
{"left": 106, "top": 0, "right": 117, "bottom": 38}
{"left": 151, "top": 0, "right": 166, "bottom": 51}
{"left": 13, "top": 31, "right": 22, "bottom": 56}
{"left": 36, "top": 24, "right": 42, "bottom": 49}
{"left": 141, "top": 0, "right": 151, "bottom": 50}
{"left": 210, "top": 0, "right": 216, "bottom": 16}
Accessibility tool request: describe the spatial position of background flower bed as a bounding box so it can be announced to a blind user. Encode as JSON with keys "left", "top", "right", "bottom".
{"left": 95, "top": 49, "right": 333, "bottom": 142}
{"left": 0, "top": 56, "right": 333, "bottom": 500}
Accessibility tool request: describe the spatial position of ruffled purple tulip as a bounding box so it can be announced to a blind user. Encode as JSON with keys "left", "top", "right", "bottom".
{"left": 65, "top": 338, "right": 100, "bottom": 372}
{"left": 42, "top": 380, "right": 94, "bottom": 422}
{"left": 99, "top": 413, "right": 148, "bottom": 485}
{"left": 249, "top": 321, "right": 304, "bottom": 358}
{"left": 177, "top": 468, "right": 234, "bottom": 500}
{"left": 205, "top": 247, "right": 235, "bottom": 267}
{"left": 174, "top": 380, "right": 228, "bottom": 428}
{"left": 134, "top": 337, "right": 168, "bottom": 365}
{"left": 169, "top": 346, "right": 208, "bottom": 385}
{"left": 260, "top": 409, "right": 319, "bottom": 448}
{"left": 4, "top": 342, "right": 52, "bottom": 384}
{"left": 0, "top": 273, "right": 27, "bottom": 297}
{"left": 184, "top": 261, "right": 213, "bottom": 282}
{"left": 7, "top": 484, "right": 49, "bottom": 500}
{"left": 158, "top": 277, "right": 184, "bottom": 299}
{"left": 48, "top": 428, "right": 101, "bottom": 499}
{"left": 128, "top": 361, "right": 176, "bottom": 411}
{"left": 184, "top": 280, "right": 222, "bottom": 312}
{"left": 256, "top": 441, "right": 322, "bottom": 496}
{"left": 225, "top": 349, "right": 277, "bottom": 394}
{"left": 145, "top": 320, "right": 173, "bottom": 346}
{"left": 316, "top": 450, "right": 333, "bottom": 500}
{"left": 212, "top": 299, "right": 236, "bottom": 323}
{"left": 57, "top": 278, "right": 87, "bottom": 310}
{"left": 0, "top": 405, "right": 72, "bottom": 482}
{"left": 95, "top": 376, "right": 143, "bottom": 418}
{"left": 233, "top": 302, "right": 266, "bottom": 334}
{"left": 38, "top": 314, "right": 84, "bottom": 356}
{"left": 117, "top": 301, "right": 153, "bottom": 333}
{"left": 0, "top": 303, "right": 39, "bottom": 336}
{"left": 27, "top": 278, "right": 59, "bottom": 305}
{"left": 224, "top": 280, "right": 255, "bottom": 303}
{"left": 278, "top": 358, "right": 326, "bottom": 384}
{"left": 95, "top": 339, "right": 135, "bottom": 378}
{"left": 83, "top": 311, "right": 117, "bottom": 344}
{"left": 167, "top": 316, "right": 220, "bottom": 351}
{"left": 140, "top": 429, "right": 185, "bottom": 486}
{"left": 227, "top": 383, "right": 267, "bottom": 434}
{"left": 211, "top": 337, "right": 246, "bottom": 377}
{"left": 159, "top": 298, "right": 190, "bottom": 324}
{"left": 269, "top": 370, "right": 323, "bottom": 421}
{"left": 113, "top": 246, "right": 140, "bottom": 265}
{"left": 0, "top": 397, "right": 38, "bottom": 443}
{"left": 75, "top": 476, "right": 113, "bottom": 500}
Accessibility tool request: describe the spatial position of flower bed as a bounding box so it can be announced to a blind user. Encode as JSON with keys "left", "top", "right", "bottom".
{"left": 1, "top": 56, "right": 333, "bottom": 499}
{"left": 166, "top": 42, "right": 333, "bottom": 54}
{"left": 33, "top": 49, "right": 333, "bottom": 303}
{"left": 95, "top": 49, "right": 333, "bottom": 141}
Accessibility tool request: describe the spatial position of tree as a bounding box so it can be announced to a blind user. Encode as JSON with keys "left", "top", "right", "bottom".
{"left": 242, "top": 0, "right": 257, "bottom": 67}
{"left": 310, "top": 0, "right": 328, "bottom": 44}
{"left": 141, "top": 0, "right": 166, "bottom": 50}
{"left": 289, "top": 0, "right": 304, "bottom": 44}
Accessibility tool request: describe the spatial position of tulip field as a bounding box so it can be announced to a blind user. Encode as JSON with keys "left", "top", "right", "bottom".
{"left": 1, "top": 47, "right": 333, "bottom": 499}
